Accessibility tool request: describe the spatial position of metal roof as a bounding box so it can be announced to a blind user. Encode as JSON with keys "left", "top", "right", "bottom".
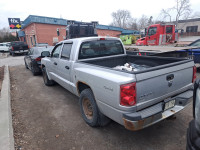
{"left": 178, "top": 18, "right": 200, "bottom": 23}
{"left": 21, "top": 15, "right": 139, "bottom": 35}
{"left": 96, "top": 25, "right": 139, "bottom": 34}
{"left": 22, "top": 15, "right": 67, "bottom": 28}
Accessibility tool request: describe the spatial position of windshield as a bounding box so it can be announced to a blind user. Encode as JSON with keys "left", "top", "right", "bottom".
{"left": 188, "top": 39, "right": 200, "bottom": 47}
{"left": 78, "top": 40, "right": 124, "bottom": 59}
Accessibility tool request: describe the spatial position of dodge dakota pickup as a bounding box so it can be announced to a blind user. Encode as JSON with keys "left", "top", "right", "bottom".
{"left": 41, "top": 37, "right": 196, "bottom": 131}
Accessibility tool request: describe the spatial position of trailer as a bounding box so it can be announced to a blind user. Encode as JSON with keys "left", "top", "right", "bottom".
{"left": 125, "top": 45, "right": 200, "bottom": 65}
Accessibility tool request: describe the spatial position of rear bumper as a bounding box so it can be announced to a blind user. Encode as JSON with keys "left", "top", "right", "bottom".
{"left": 187, "top": 120, "right": 200, "bottom": 150}
{"left": 122, "top": 90, "right": 193, "bottom": 131}
{"left": 11, "top": 49, "right": 28, "bottom": 54}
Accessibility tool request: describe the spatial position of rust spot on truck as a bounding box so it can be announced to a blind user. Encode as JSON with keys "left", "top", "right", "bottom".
{"left": 123, "top": 118, "right": 145, "bottom": 131}
{"left": 76, "top": 81, "right": 90, "bottom": 95}
{"left": 170, "top": 109, "right": 175, "bottom": 113}
{"left": 123, "top": 118, "right": 136, "bottom": 131}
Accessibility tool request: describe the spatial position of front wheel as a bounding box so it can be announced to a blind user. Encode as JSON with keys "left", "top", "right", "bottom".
{"left": 42, "top": 67, "right": 55, "bottom": 86}
{"left": 79, "top": 88, "right": 110, "bottom": 127}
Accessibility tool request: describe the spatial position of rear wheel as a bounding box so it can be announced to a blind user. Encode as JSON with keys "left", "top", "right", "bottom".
{"left": 31, "top": 64, "right": 37, "bottom": 76}
{"left": 79, "top": 88, "right": 110, "bottom": 127}
{"left": 24, "top": 60, "right": 28, "bottom": 69}
{"left": 42, "top": 67, "right": 55, "bottom": 86}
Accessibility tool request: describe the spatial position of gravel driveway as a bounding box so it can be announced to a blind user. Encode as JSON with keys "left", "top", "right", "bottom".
{"left": 10, "top": 65, "right": 197, "bottom": 150}
{"left": 0, "top": 53, "right": 24, "bottom": 67}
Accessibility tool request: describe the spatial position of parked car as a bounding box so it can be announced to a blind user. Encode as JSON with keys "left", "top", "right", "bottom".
{"left": 0, "top": 42, "right": 10, "bottom": 52}
{"left": 9, "top": 41, "right": 29, "bottom": 56}
{"left": 34, "top": 43, "right": 49, "bottom": 47}
{"left": 187, "top": 79, "right": 200, "bottom": 150}
{"left": 188, "top": 39, "right": 200, "bottom": 47}
{"left": 24, "top": 46, "right": 54, "bottom": 75}
{"left": 41, "top": 37, "right": 195, "bottom": 131}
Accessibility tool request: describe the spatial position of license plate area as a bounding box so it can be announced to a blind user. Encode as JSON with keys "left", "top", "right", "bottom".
{"left": 163, "top": 99, "right": 175, "bottom": 111}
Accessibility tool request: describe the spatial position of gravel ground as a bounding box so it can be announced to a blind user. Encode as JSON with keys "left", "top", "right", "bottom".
{"left": 10, "top": 65, "right": 199, "bottom": 150}
{"left": 0, "top": 54, "right": 24, "bottom": 67}
{"left": 0, "top": 66, "right": 4, "bottom": 93}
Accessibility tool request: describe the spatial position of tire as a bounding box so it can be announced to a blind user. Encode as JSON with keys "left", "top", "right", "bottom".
{"left": 24, "top": 60, "right": 28, "bottom": 69}
{"left": 79, "top": 88, "right": 110, "bottom": 127}
{"left": 31, "top": 64, "right": 37, "bottom": 76}
{"left": 42, "top": 67, "right": 55, "bottom": 86}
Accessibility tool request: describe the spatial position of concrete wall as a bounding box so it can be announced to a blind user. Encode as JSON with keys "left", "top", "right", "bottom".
{"left": 96, "top": 29, "right": 121, "bottom": 37}
{"left": 177, "top": 21, "right": 200, "bottom": 32}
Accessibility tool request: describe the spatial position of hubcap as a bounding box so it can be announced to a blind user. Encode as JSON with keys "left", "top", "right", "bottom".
{"left": 82, "top": 98, "right": 93, "bottom": 120}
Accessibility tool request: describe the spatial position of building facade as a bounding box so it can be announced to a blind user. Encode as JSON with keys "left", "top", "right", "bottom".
{"left": 18, "top": 15, "right": 139, "bottom": 47}
{"left": 177, "top": 18, "right": 200, "bottom": 36}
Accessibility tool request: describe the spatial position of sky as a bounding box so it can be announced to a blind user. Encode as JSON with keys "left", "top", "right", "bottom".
{"left": 0, "top": 0, "right": 200, "bottom": 29}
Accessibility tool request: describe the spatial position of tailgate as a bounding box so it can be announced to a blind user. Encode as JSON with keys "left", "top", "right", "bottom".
{"left": 135, "top": 60, "right": 194, "bottom": 111}
{"left": 12, "top": 45, "right": 28, "bottom": 51}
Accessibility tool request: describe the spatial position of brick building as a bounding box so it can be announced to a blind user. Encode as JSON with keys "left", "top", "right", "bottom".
{"left": 18, "top": 15, "right": 139, "bottom": 47}
{"left": 18, "top": 15, "right": 67, "bottom": 47}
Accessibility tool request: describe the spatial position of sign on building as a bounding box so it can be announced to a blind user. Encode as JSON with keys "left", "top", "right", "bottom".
{"left": 8, "top": 18, "right": 21, "bottom": 29}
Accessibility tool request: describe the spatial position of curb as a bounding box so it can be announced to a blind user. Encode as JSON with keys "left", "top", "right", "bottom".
{"left": 0, "top": 65, "right": 14, "bottom": 150}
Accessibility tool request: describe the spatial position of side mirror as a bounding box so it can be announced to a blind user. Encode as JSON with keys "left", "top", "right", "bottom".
{"left": 41, "top": 51, "right": 50, "bottom": 57}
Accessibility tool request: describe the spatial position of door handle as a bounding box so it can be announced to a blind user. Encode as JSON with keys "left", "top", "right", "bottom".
{"left": 65, "top": 66, "right": 70, "bottom": 70}
{"left": 54, "top": 62, "right": 57, "bottom": 65}
{"left": 166, "top": 74, "right": 174, "bottom": 81}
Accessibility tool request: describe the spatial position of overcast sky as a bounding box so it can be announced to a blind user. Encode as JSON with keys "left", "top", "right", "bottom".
{"left": 0, "top": 0, "right": 200, "bottom": 29}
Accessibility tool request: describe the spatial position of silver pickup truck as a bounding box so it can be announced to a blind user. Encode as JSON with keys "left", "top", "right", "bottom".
{"left": 41, "top": 37, "right": 196, "bottom": 131}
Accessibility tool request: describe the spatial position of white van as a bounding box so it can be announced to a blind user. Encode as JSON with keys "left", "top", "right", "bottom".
{"left": 0, "top": 42, "right": 10, "bottom": 52}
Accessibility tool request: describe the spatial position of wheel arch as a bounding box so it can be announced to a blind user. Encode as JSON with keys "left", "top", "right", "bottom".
{"left": 77, "top": 81, "right": 93, "bottom": 96}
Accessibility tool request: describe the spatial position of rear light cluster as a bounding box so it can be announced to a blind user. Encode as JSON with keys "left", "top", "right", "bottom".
{"left": 192, "top": 66, "right": 197, "bottom": 83}
{"left": 35, "top": 57, "right": 41, "bottom": 61}
{"left": 120, "top": 82, "right": 136, "bottom": 106}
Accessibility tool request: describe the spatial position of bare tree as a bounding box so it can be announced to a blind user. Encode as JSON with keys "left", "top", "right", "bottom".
{"left": 111, "top": 10, "right": 131, "bottom": 28}
{"left": 160, "top": 0, "right": 191, "bottom": 26}
{"left": 190, "top": 11, "right": 200, "bottom": 18}
{"left": 127, "top": 18, "right": 138, "bottom": 30}
{"left": 137, "top": 15, "right": 149, "bottom": 30}
{"left": 160, "top": 8, "right": 172, "bottom": 22}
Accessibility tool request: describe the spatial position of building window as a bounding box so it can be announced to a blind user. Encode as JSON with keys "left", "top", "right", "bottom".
{"left": 186, "top": 26, "right": 198, "bottom": 33}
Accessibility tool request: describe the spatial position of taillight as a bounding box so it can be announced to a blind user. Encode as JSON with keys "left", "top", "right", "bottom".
{"left": 120, "top": 82, "right": 136, "bottom": 106}
{"left": 35, "top": 57, "right": 41, "bottom": 61}
{"left": 12, "top": 47, "right": 14, "bottom": 51}
{"left": 192, "top": 66, "right": 197, "bottom": 83}
{"left": 100, "top": 38, "right": 105, "bottom": 40}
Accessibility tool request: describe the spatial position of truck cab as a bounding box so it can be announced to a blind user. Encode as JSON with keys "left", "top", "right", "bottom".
{"left": 136, "top": 23, "right": 178, "bottom": 46}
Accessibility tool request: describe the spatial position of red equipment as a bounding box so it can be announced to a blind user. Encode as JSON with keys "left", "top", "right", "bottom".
{"left": 136, "top": 23, "right": 179, "bottom": 46}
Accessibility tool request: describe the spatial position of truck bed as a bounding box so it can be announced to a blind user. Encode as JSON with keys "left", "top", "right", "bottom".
{"left": 81, "top": 54, "right": 192, "bottom": 74}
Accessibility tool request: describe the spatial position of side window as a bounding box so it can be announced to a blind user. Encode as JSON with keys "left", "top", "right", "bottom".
{"left": 52, "top": 45, "right": 62, "bottom": 58}
{"left": 61, "top": 43, "right": 72, "bottom": 59}
{"left": 28, "top": 49, "right": 34, "bottom": 55}
{"left": 148, "top": 27, "right": 157, "bottom": 36}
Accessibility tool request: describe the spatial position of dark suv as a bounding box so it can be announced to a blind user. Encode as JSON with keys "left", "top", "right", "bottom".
{"left": 9, "top": 41, "right": 29, "bottom": 56}
{"left": 187, "top": 79, "right": 200, "bottom": 150}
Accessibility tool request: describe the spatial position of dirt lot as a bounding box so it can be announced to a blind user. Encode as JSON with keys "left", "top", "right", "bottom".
{"left": 10, "top": 65, "right": 199, "bottom": 150}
